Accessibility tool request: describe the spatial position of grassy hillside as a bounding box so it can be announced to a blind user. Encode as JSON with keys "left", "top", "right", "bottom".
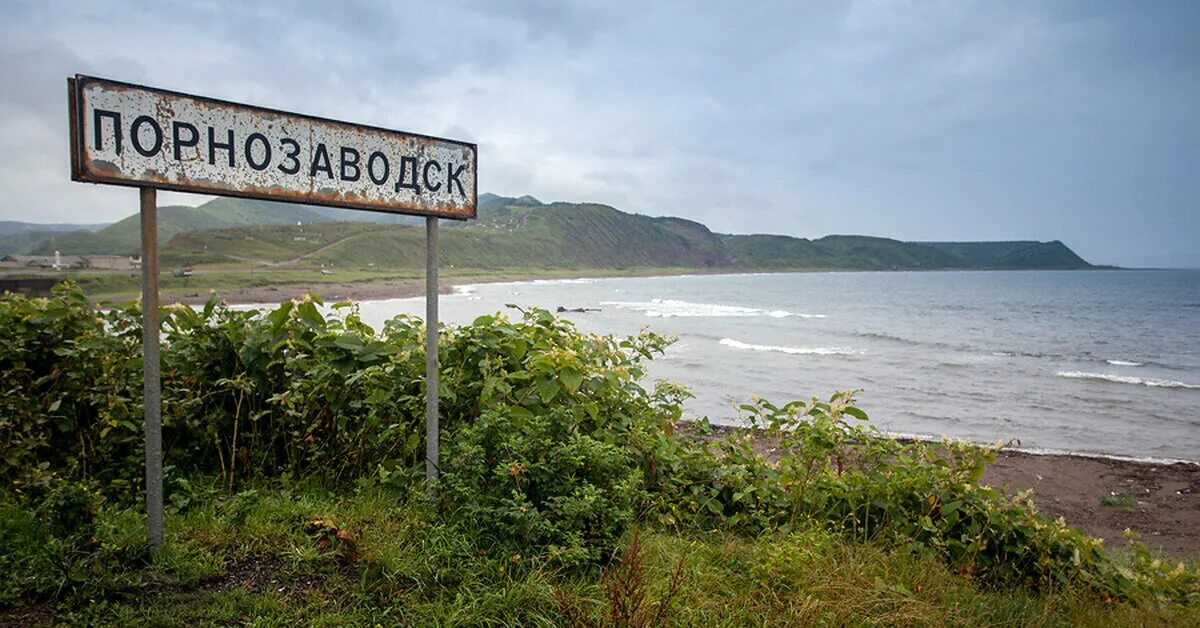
{"left": 163, "top": 197, "right": 732, "bottom": 270}
{"left": 28, "top": 193, "right": 1095, "bottom": 272}
{"left": 467, "top": 200, "right": 729, "bottom": 267}
{"left": 31, "top": 198, "right": 337, "bottom": 256}
{"left": 0, "top": 221, "right": 106, "bottom": 237}
{"left": 920, "top": 241, "right": 1092, "bottom": 269}
{"left": 721, "top": 234, "right": 964, "bottom": 270}
{"left": 0, "top": 230, "right": 65, "bottom": 257}
{"left": 0, "top": 221, "right": 109, "bottom": 256}
{"left": 28, "top": 198, "right": 432, "bottom": 258}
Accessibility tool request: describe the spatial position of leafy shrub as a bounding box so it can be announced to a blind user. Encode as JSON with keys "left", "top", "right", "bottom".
{"left": 437, "top": 308, "right": 677, "bottom": 565}
{"left": 443, "top": 406, "right": 643, "bottom": 566}
{"left": 0, "top": 284, "right": 142, "bottom": 493}
{"left": 0, "top": 286, "right": 431, "bottom": 494}
{"left": 0, "top": 286, "right": 681, "bottom": 569}
{"left": 659, "top": 392, "right": 1200, "bottom": 603}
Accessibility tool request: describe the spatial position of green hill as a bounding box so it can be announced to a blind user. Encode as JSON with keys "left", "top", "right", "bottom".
{"left": 161, "top": 201, "right": 729, "bottom": 270}
{"left": 154, "top": 194, "right": 1094, "bottom": 272}
{"left": 0, "top": 230, "right": 68, "bottom": 257}
{"left": 720, "top": 234, "right": 962, "bottom": 270}
{"left": 30, "top": 198, "right": 337, "bottom": 256}
{"left": 465, "top": 200, "right": 728, "bottom": 267}
{"left": 21, "top": 193, "right": 1094, "bottom": 271}
{"left": 0, "top": 220, "right": 106, "bottom": 237}
{"left": 28, "top": 197, "right": 433, "bottom": 257}
{"left": 917, "top": 241, "right": 1092, "bottom": 270}
{"left": 0, "top": 221, "right": 108, "bottom": 256}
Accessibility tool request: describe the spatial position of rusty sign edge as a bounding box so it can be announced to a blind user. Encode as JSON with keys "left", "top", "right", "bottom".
{"left": 68, "top": 77, "right": 81, "bottom": 183}
{"left": 68, "top": 74, "right": 478, "bottom": 221}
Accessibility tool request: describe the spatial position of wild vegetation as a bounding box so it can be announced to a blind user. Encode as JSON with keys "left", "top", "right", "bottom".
{"left": 1, "top": 284, "right": 1193, "bottom": 625}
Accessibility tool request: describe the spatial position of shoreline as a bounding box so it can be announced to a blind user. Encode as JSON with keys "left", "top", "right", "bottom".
{"left": 120, "top": 267, "right": 720, "bottom": 306}
{"left": 82, "top": 266, "right": 1142, "bottom": 307}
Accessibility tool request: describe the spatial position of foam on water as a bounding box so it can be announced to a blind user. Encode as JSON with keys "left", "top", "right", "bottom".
{"left": 719, "top": 338, "right": 859, "bottom": 356}
{"left": 879, "top": 430, "right": 1200, "bottom": 467}
{"left": 1105, "top": 359, "right": 1144, "bottom": 367}
{"left": 530, "top": 278, "right": 600, "bottom": 285}
{"left": 1056, "top": 371, "right": 1199, "bottom": 390}
{"left": 601, "top": 298, "right": 824, "bottom": 319}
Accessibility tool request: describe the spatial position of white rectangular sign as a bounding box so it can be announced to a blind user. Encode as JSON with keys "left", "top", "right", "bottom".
{"left": 69, "top": 75, "right": 477, "bottom": 219}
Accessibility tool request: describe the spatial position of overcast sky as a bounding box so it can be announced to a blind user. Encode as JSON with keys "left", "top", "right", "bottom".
{"left": 2, "top": 1, "right": 1197, "bottom": 267}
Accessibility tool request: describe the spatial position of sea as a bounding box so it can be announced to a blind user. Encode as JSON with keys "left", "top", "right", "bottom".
{"left": 345, "top": 270, "right": 1200, "bottom": 462}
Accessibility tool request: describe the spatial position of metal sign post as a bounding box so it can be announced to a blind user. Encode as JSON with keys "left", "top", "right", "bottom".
{"left": 425, "top": 217, "right": 439, "bottom": 491}
{"left": 139, "top": 187, "right": 163, "bottom": 553}
{"left": 68, "top": 74, "right": 476, "bottom": 550}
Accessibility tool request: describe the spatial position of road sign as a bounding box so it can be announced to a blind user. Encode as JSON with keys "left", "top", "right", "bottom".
{"left": 68, "top": 75, "right": 472, "bottom": 551}
{"left": 69, "top": 75, "right": 476, "bottom": 219}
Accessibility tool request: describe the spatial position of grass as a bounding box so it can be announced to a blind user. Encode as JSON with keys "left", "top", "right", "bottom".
{"left": 4, "top": 481, "right": 1195, "bottom": 626}
{"left": 1100, "top": 493, "right": 1138, "bottom": 509}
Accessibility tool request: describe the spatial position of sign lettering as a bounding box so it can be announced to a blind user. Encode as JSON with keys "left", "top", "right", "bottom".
{"left": 69, "top": 75, "right": 477, "bottom": 219}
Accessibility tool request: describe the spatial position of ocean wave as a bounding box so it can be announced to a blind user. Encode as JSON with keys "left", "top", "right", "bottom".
{"left": 1056, "top": 371, "right": 1199, "bottom": 390}
{"left": 530, "top": 278, "right": 600, "bottom": 285}
{"left": 993, "top": 353, "right": 1151, "bottom": 368}
{"left": 719, "top": 338, "right": 859, "bottom": 356}
{"left": 992, "top": 349, "right": 1053, "bottom": 359}
{"left": 601, "top": 299, "right": 824, "bottom": 319}
{"left": 855, "top": 331, "right": 945, "bottom": 348}
{"left": 875, "top": 430, "right": 1200, "bottom": 466}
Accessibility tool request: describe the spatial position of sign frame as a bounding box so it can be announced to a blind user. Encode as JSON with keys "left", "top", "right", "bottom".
{"left": 68, "top": 74, "right": 468, "bottom": 552}
{"left": 68, "top": 74, "right": 477, "bottom": 220}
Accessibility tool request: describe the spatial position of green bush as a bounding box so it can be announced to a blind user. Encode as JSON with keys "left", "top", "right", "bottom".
{"left": 434, "top": 308, "right": 682, "bottom": 565}
{"left": 443, "top": 406, "right": 643, "bottom": 566}
{"left": 0, "top": 286, "right": 680, "bottom": 569}
{"left": 658, "top": 392, "right": 1199, "bottom": 603}
{"left": 0, "top": 284, "right": 141, "bottom": 493}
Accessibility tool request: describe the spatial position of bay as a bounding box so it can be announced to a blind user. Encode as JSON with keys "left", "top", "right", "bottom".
{"left": 350, "top": 269, "right": 1200, "bottom": 462}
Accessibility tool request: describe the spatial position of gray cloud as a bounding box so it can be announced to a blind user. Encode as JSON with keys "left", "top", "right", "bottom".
{"left": 0, "top": 0, "right": 1196, "bottom": 266}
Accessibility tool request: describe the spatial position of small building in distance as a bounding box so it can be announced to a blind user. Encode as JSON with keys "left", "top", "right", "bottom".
{"left": 87, "top": 255, "right": 138, "bottom": 270}
{"left": 0, "top": 254, "right": 137, "bottom": 270}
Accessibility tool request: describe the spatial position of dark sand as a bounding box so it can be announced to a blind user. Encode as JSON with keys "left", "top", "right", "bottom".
{"left": 165, "top": 277, "right": 440, "bottom": 306}
{"left": 983, "top": 449, "right": 1199, "bottom": 557}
